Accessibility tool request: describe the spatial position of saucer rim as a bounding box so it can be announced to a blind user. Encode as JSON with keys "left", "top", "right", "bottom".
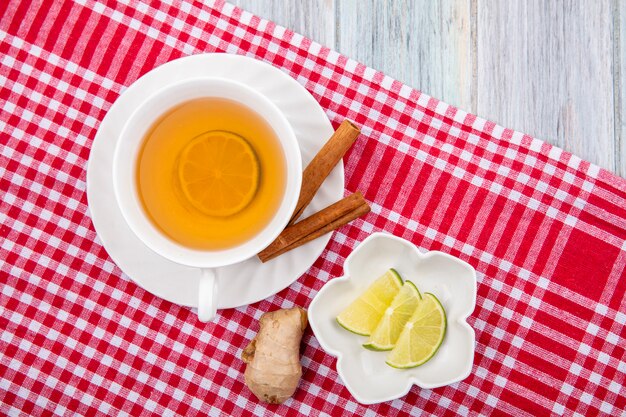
{"left": 86, "top": 53, "right": 344, "bottom": 308}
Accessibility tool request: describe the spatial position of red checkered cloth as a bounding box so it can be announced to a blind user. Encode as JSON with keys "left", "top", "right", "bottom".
{"left": 1, "top": 0, "right": 625, "bottom": 415}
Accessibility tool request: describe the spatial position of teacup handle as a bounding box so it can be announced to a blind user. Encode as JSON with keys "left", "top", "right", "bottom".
{"left": 198, "top": 268, "right": 218, "bottom": 322}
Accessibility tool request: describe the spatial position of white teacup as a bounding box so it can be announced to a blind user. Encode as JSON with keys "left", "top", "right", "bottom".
{"left": 113, "top": 77, "right": 302, "bottom": 322}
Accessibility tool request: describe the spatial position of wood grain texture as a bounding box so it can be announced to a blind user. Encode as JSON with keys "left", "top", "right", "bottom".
{"left": 337, "top": 0, "right": 472, "bottom": 110}
{"left": 613, "top": 0, "right": 626, "bottom": 178}
{"left": 476, "top": 1, "right": 616, "bottom": 173}
{"left": 229, "top": 0, "right": 336, "bottom": 48}
{"left": 232, "top": 0, "right": 624, "bottom": 176}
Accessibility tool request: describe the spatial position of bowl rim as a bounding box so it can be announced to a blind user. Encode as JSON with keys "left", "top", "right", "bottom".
{"left": 309, "top": 232, "right": 477, "bottom": 404}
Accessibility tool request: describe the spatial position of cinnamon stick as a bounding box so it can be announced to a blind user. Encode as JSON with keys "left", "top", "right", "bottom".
{"left": 264, "top": 192, "right": 364, "bottom": 255}
{"left": 264, "top": 202, "right": 370, "bottom": 262}
{"left": 288, "top": 120, "right": 360, "bottom": 226}
{"left": 259, "top": 192, "right": 370, "bottom": 263}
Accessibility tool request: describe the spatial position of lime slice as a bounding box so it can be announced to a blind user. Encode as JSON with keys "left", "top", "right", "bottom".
{"left": 386, "top": 293, "right": 447, "bottom": 368}
{"left": 336, "top": 269, "right": 403, "bottom": 336}
{"left": 363, "top": 281, "right": 422, "bottom": 351}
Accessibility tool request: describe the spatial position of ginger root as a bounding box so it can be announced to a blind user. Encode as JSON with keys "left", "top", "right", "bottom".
{"left": 241, "top": 307, "right": 308, "bottom": 404}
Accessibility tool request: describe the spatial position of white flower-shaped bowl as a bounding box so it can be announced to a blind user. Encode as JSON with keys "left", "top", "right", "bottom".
{"left": 309, "top": 232, "right": 477, "bottom": 404}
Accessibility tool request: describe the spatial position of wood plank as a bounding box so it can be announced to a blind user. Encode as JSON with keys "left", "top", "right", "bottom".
{"left": 230, "top": 1, "right": 621, "bottom": 177}
{"left": 618, "top": 0, "right": 626, "bottom": 178}
{"left": 337, "top": 0, "right": 473, "bottom": 110}
{"left": 230, "top": 0, "right": 336, "bottom": 48}
{"left": 476, "top": 0, "right": 616, "bottom": 174}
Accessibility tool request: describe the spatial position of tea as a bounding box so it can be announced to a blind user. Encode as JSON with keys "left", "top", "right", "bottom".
{"left": 136, "top": 98, "right": 286, "bottom": 250}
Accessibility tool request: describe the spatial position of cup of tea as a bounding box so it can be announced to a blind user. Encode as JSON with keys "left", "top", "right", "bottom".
{"left": 113, "top": 77, "right": 302, "bottom": 322}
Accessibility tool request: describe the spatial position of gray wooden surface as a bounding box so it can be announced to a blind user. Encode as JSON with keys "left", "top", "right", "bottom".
{"left": 231, "top": 0, "right": 626, "bottom": 178}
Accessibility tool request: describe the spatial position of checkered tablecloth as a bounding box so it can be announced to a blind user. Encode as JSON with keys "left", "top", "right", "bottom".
{"left": 2, "top": 1, "right": 625, "bottom": 415}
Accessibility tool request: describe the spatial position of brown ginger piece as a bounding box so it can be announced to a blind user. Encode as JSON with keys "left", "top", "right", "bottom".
{"left": 242, "top": 307, "right": 308, "bottom": 404}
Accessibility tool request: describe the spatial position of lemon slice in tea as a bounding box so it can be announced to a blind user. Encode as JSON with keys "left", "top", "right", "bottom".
{"left": 336, "top": 269, "right": 403, "bottom": 336}
{"left": 386, "top": 292, "right": 447, "bottom": 368}
{"left": 363, "top": 280, "right": 422, "bottom": 351}
{"left": 178, "top": 131, "right": 259, "bottom": 217}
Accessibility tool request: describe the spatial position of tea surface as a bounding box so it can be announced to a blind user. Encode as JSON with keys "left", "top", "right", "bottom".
{"left": 136, "top": 98, "right": 286, "bottom": 250}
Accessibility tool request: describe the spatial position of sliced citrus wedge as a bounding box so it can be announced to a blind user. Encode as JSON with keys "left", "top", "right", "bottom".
{"left": 386, "top": 292, "right": 447, "bottom": 368}
{"left": 363, "top": 280, "right": 422, "bottom": 351}
{"left": 336, "top": 269, "right": 403, "bottom": 336}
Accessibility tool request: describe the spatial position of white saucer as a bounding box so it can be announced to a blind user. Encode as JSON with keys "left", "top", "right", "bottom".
{"left": 86, "top": 53, "right": 344, "bottom": 309}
